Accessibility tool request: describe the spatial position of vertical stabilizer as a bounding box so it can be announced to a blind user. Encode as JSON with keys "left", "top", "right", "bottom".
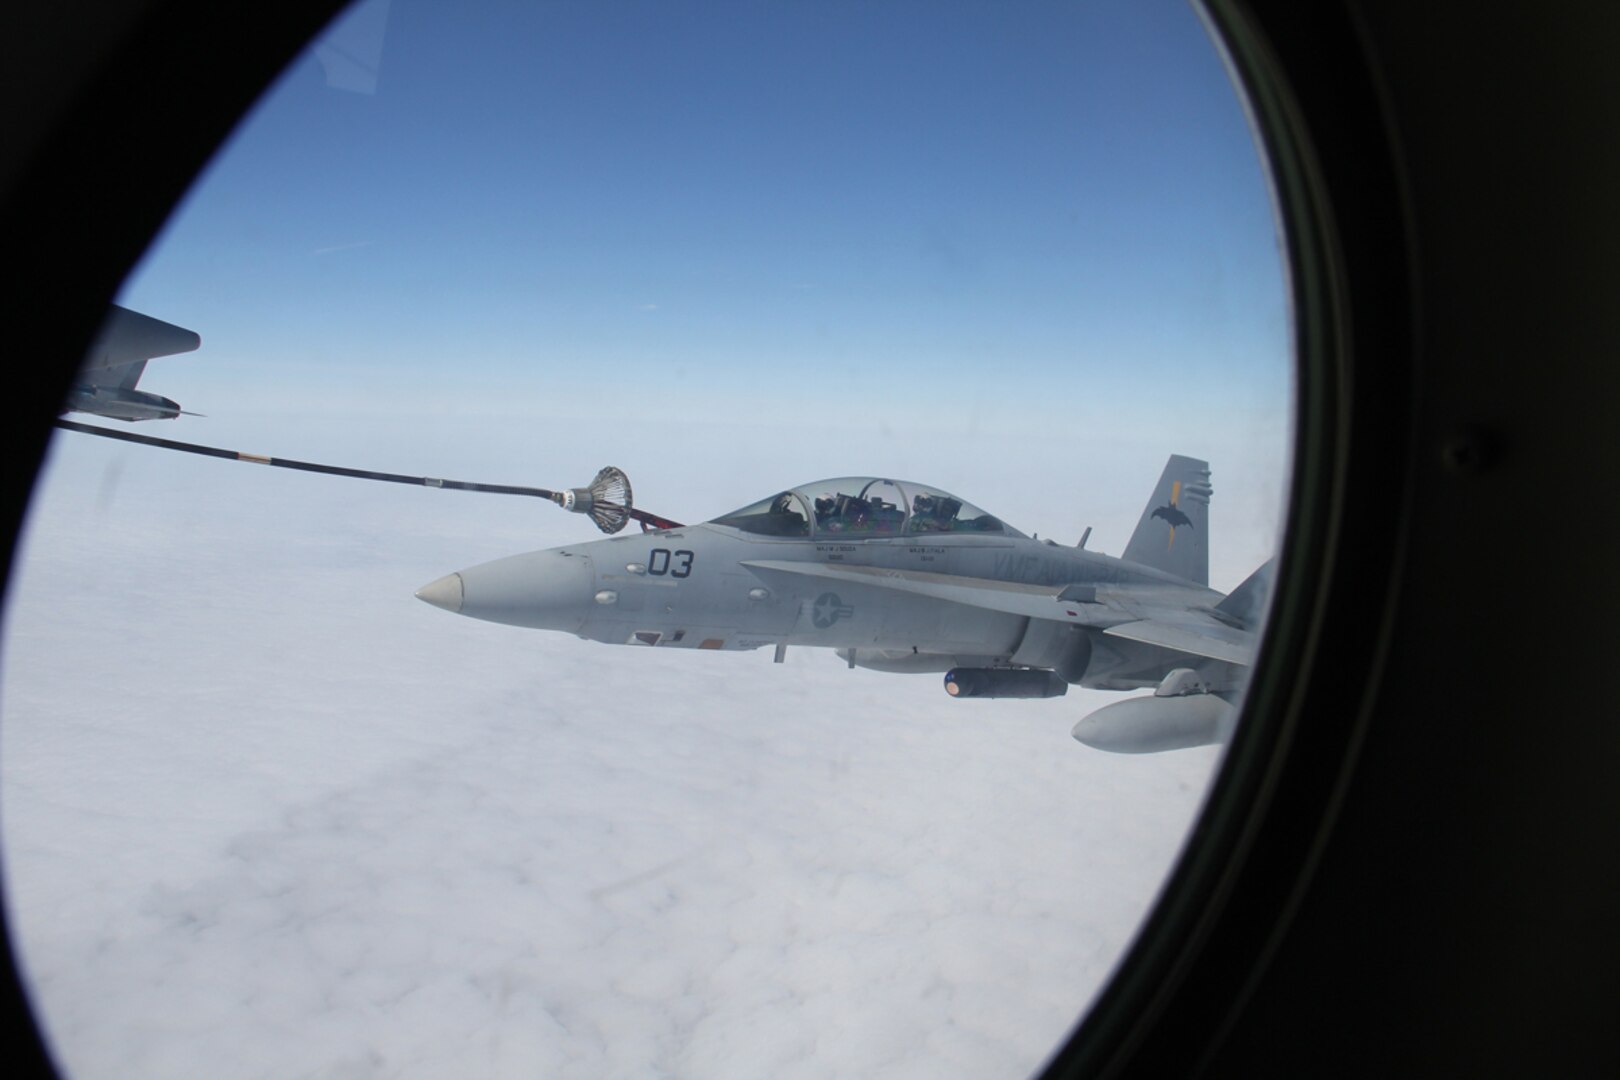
{"left": 1122, "top": 455, "right": 1211, "bottom": 585}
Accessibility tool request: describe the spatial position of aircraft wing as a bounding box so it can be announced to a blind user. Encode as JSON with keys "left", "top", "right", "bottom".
{"left": 1098, "top": 616, "right": 1254, "bottom": 666}
{"left": 740, "top": 559, "right": 1257, "bottom": 665}
{"left": 79, "top": 305, "right": 201, "bottom": 388}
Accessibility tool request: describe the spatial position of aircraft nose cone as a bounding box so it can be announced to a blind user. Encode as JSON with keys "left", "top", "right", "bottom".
{"left": 415, "top": 572, "right": 463, "bottom": 613}
{"left": 417, "top": 548, "right": 595, "bottom": 632}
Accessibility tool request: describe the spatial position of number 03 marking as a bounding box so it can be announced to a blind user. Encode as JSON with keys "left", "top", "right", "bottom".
{"left": 648, "top": 548, "right": 694, "bottom": 578}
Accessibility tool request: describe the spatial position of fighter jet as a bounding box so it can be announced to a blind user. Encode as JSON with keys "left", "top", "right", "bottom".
{"left": 416, "top": 455, "right": 1270, "bottom": 754}
{"left": 64, "top": 305, "right": 200, "bottom": 421}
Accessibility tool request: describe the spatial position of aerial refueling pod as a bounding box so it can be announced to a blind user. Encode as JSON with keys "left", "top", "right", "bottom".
{"left": 63, "top": 385, "right": 183, "bottom": 421}
{"left": 943, "top": 668, "right": 1069, "bottom": 699}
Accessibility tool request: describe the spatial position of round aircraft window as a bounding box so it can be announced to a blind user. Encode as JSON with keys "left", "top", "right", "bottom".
{"left": 1, "top": 2, "right": 1290, "bottom": 1077}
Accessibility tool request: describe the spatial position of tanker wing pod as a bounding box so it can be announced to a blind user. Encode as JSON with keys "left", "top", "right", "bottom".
{"left": 66, "top": 304, "right": 201, "bottom": 421}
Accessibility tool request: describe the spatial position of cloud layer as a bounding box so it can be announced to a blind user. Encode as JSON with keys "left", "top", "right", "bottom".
{"left": 4, "top": 428, "right": 1223, "bottom": 1078}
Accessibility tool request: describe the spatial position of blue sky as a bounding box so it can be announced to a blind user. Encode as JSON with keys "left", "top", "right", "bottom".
{"left": 122, "top": 0, "right": 1287, "bottom": 439}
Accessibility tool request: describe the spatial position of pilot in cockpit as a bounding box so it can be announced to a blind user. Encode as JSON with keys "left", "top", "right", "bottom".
{"left": 838, "top": 494, "right": 870, "bottom": 531}
{"left": 911, "top": 493, "right": 963, "bottom": 533}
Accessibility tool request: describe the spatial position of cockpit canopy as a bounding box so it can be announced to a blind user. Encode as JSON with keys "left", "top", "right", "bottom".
{"left": 710, "top": 477, "right": 1020, "bottom": 539}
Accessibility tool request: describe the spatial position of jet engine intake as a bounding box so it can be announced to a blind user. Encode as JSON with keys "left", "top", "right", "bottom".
{"left": 1009, "top": 619, "right": 1092, "bottom": 684}
{"left": 943, "top": 668, "right": 1068, "bottom": 699}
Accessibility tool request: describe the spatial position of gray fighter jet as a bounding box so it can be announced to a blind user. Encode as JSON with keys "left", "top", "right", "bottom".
{"left": 65, "top": 305, "right": 200, "bottom": 421}
{"left": 417, "top": 456, "right": 1270, "bottom": 754}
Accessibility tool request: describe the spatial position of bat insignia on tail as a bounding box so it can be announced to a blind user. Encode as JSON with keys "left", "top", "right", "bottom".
{"left": 1151, "top": 503, "right": 1193, "bottom": 530}
{"left": 1123, "top": 458, "right": 1212, "bottom": 585}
